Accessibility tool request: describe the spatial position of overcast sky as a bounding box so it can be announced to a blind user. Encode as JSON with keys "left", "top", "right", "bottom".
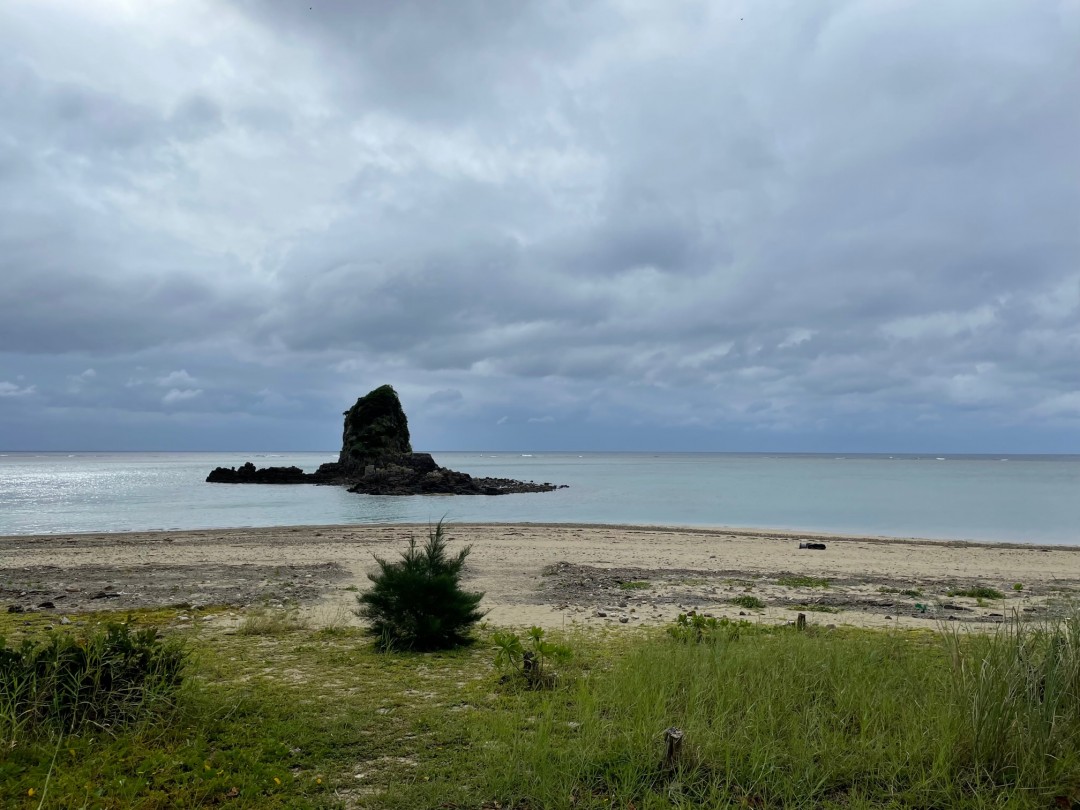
{"left": 1, "top": 0, "right": 1078, "bottom": 453}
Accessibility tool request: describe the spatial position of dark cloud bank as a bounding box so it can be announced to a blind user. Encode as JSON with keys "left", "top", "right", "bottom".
{"left": 1, "top": 1, "right": 1078, "bottom": 451}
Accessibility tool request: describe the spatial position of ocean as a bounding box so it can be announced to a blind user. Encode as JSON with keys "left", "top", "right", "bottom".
{"left": 1, "top": 451, "right": 1078, "bottom": 544}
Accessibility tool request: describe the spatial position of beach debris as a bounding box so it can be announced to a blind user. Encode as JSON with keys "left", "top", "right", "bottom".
{"left": 37, "top": 601, "right": 55, "bottom": 609}
{"left": 798, "top": 541, "right": 827, "bottom": 550}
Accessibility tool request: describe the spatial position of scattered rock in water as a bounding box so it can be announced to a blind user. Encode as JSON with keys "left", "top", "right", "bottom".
{"left": 206, "top": 462, "right": 309, "bottom": 484}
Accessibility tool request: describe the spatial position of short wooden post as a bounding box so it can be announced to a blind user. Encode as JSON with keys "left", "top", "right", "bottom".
{"left": 797, "top": 612, "right": 807, "bottom": 631}
{"left": 522, "top": 651, "right": 536, "bottom": 686}
{"left": 663, "top": 727, "right": 684, "bottom": 769}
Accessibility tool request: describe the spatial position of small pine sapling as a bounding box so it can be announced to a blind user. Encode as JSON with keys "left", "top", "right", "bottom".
{"left": 356, "top": 520, "right": 485, "bottom": 651}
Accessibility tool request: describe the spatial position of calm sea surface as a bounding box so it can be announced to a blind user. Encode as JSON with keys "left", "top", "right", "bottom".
{"left": 1, "top": 452, "right": 1079, "bottom": 544}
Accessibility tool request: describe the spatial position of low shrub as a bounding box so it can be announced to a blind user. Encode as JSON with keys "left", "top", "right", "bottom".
{"left": 731, "top": 595, "right": 765, "bottom": 610}
{"left": 0, "top": 623, "right": 185, "bottom": 738}
{"left": 356, "top": 520, "right": 485, "bottom": 651}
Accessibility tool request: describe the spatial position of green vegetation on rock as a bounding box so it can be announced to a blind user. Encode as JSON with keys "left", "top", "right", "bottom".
{"left": 338, "top": 384, "right": 413, "bottom": 472}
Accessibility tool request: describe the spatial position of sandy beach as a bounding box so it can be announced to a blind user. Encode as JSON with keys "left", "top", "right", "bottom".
{"left": 3, "top": 523, "right": 1079, "bottom": 631}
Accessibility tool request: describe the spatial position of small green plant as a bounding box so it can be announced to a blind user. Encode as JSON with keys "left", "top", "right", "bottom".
{"left": 666, "top": 613, "right": 749, "bottom": 643}
{"left": 731, "top": 595, "right": 765, "bottom": 610}
{"left": 618, "top": 580, "right": 650, "bottom": 590}
{"left": 1013, "top": 583, "right": 1024, "bottom": 592}
{"left": 777, "top": 576, "right": 831, "bottom": 589}
{"left": 356, "top": 520, "right": 485, "bottom": 651}
{"left": 949, "top": 586, "right": 1004, "bottom": 600}
{"left": 0, "top": 623, "right": 185, "bottom": 738}
{"left": 492, "top": 626, "right": 571, "bottom": 689}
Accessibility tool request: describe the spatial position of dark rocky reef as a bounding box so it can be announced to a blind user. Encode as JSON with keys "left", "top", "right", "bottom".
{"left": 206, "top": 385, "right": 565, "bottom": 496}
{"left": 206, "top": 462, "right": 310, "bottom": 484}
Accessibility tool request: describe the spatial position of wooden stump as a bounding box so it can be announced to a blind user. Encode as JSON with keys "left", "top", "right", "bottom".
{"left": 797, "top": 612, "right": 807, "bottom": 631}
{"left": 663, "top": 726, "right": 684, "bottom": 769}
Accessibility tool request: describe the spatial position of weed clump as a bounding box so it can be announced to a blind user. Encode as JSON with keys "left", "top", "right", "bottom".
{"left": 237, "top": 608, "right": 308, "bottom": 636}
{"left": 356, "top": 520, "right": 485, "bottom": 651}
{"left": 667, "top": 613, "right": 749, "bottom": 643}
{"left": 492, "top": 627, "right": 571, "bottom": 689}
{"left": 0, "top": 623, "right": 185, "bottom": 738}
{"left": 731, "top": 595, "right": 765, "bottom": 610}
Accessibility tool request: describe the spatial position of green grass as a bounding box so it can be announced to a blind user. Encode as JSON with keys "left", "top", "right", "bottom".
{"left": 236, "top": 608, "right": 309, "bottom": 636}
{"left": 5, "top": 610, "right": 1080, "bottom": 808}
{"left": 1, "top": 622, "right": 186, "bottom": 740}
{"left": 618, "top": 581, "right": 650, "bottom": 591}
{"left": 730, "top": 595, "right": 765, "bottom": 610}
{"left": 778, "top": 575, "right": 831, "bottom": 589}
{"left": 949, "top": 586, "right": 1005, "bottom": 600}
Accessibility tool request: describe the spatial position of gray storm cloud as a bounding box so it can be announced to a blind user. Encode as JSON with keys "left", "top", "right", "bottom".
{"left": 0, "top": 0, "right": 1078, "bottom": 451}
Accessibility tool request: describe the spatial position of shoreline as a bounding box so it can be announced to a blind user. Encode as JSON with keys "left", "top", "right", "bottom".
{"left": 3, "top": 523, "right": 1079, "bottom": 631}
{"left": 5, "top": 520, "right": 1078, "bottom": 551}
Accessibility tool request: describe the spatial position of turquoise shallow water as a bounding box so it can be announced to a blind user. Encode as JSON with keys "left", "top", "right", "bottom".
{"left": 1, "top": 452, "right": 1079, "bottom": 544}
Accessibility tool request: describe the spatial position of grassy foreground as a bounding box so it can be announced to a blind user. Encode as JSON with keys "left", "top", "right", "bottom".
{"left": 4, "top": 608, "right": 1080, "bottom": 809}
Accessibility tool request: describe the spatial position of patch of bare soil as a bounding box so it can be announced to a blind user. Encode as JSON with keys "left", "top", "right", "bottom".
{"left": 537, "top": 561, "right": 1078, "bottom": 625}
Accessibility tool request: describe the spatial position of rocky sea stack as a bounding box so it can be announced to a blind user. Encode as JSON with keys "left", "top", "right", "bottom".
{"left": 207, "top": 385, "right": 565, "bottom": 496}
